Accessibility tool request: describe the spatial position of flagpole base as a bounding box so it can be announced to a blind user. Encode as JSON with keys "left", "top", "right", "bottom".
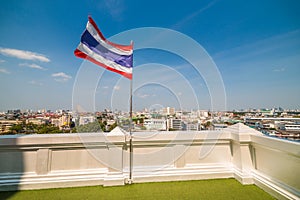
{"left": 125, "top": 178, "right": 133, "bottom": 185}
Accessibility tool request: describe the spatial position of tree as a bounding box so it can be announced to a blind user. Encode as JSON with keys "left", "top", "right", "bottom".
{"left": 108, "top": 122, "right": 117, "bottom": 132}
{"left": 37, "top": 124, "right": 62, "bottom": 134}
{"left": 24, "top": 122, "right": 37, "bottom": 133}
{"left": 203, "top": 121, "right": 212, "bottom": 130}
{"left": 9, "top": 124, "right": 23, "bottom": 134}
{"left": 76, "top": 121, "right": 103, "bottom": 133}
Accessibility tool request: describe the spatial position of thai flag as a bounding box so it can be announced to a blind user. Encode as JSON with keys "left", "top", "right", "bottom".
{"left": 74, "top": 16, "right": 133, "bottom": 79}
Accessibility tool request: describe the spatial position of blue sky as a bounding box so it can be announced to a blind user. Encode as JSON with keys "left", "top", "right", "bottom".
{"left": 0, "top": 0, "right": 300, "bottom": 112}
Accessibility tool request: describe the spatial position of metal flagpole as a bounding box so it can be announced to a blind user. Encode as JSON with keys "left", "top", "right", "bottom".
{"left": 128, "top": 41, "right": 133, "bottom": 184}
{"left": 129, "top": 79, "right": 133, "bottom": 183}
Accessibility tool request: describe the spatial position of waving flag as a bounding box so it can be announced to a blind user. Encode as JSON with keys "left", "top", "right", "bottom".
{"left": 74, "top": 16, "right": 133, "bottom": 79}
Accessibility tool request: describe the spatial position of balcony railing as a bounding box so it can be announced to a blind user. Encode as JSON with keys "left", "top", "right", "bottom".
{"left": 0, "top": 123, "right": 299, "bottom": 199}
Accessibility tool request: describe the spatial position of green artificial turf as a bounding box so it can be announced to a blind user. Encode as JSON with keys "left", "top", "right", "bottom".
{"left": 0, "top": 178, "right": 275, "bottom": 200}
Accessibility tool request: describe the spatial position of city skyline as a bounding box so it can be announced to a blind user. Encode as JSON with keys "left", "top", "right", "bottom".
{"left": 1, "top": 0, "right": 300, "bottom": 111}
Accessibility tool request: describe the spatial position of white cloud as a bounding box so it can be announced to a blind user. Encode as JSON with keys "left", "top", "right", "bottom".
{"left": 273, "top": 67, "right": 285, "bottom": 72}
{"left": 102, "top": 0, "right": 125, "bottom": 20}
{"left": 52, "top": 72, "right": 72, "bottom": 82}
{"left": 0, "top": 47, "right": 50, "bottom": 62}
{"left": 172, "top": 0, "right": 218, "bottom": 29}
{"left": 214, "top": 30, "right": 300, "bottom": 63}
{"left": 29, "top": 80, "right": 43, "bottom": 86}
{"left": 0, "top": 59, "right": 5, "bottom": 63}
{"left": 19, "top": 63, "right": 46, "bottom": 70}
{"left": 0, "top": 68, "right": 10, "bottom": 74}
{"left": 137, "top": 93, "right": 150, "bottom": 99}
{"left": 113, "top": 85, "right": 121, "bottom": 90}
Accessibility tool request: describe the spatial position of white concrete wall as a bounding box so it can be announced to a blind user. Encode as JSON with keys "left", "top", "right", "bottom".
{"left": 250, "top": 135, "right": 300, "bottom": 200}
{"left": 0, "top": 123, "right": 299, "bottom": 199}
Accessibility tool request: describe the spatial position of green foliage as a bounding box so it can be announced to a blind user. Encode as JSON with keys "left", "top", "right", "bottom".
{"left": 132, "top": 117, "right": 144, "bottom": 124}
{"left": 25, "top": 122, "right": 37, "bottom": 133}
{"left": 9, "top": 124, "right": 24, "bottom": 134}
{"left": 76, "top": 121, "right": 103, "bottom": 133}
{"left": 108, "top": 122, "right": 117, "bottom": 132}
{"left": 8, "top": 123, "right": 62, "bottom": 134}
{"left": 76, "top": 121, "right": 117, "bottom": 132}
{"left": 0, "top": 179, "right": 275, "bottom": 200}
{"left": 203, "top": 121, "right": 212, "bottom": 129}
{"left": 71, "top": 127, "right": 77, "bottom": 133}
{"left": 36, "top": 124, "right": 62, "bottom": 134}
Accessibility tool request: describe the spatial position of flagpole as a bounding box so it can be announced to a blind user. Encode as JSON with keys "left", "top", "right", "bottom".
{"left": 129, "top": 79, "right": 133, "bottom": 183}
{"left": 74, "top": 16, "right": 135, "bottom": 183}
{"left": 129, "top": 40, "right": 133, "bottom": 184}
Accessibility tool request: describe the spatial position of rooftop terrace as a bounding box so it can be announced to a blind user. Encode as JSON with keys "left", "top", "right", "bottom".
{"left": 0, "top": 178, "right": 275, "bottom": 200}
{"left": 0, "top": 123, "right": 299, "bottom": 199}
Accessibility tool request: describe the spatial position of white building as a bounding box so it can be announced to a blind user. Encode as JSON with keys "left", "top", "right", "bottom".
{"left": 284, "top": 124, "right": 300, "bottom": 131}
{"left": 162, "top": 107, "right": 175, "bottom": 116}
{"left": 184, "top": 121, "right": 201, "bottom": 131}
{"left": 79, "top": 116, "right": 95, "bottom": 126}
{"left": 213, "top": 123, "right": 228, "bottom": 130}
{"left": 198, "top": 110, "right": 209, "bottom": 118}
{"left": 144, "top": 119, "right": 167, "bottom": 130}
{"left": 168, "top": 118, "right": 183, "bottom": 130}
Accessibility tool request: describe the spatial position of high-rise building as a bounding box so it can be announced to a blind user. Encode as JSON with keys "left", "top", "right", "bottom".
{"left": 162, "top": 107, "right": 175, "bottom": 116}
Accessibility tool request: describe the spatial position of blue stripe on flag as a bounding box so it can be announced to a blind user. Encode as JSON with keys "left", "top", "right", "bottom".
{"left": 81, "top": 30, "right": 132, "bottom": 68}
